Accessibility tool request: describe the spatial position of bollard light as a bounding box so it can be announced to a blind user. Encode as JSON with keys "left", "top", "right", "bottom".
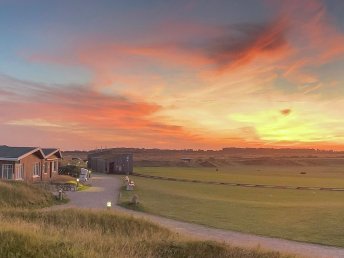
{"left": 76, "top": 178, "right": 80, "bottom": 188}
{"left": 107, "top": 201, "right": 112, "bottom": 209}
{"left": 58, "top": 189, "right": 63, "bottom": 200}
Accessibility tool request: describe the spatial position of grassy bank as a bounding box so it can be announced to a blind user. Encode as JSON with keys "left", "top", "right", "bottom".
{"left": 0, "top": 209, "right": 290, "bottom": 258}
{"left": 119, "top": 175, "right": 344, "bottom": 247}
{"left": 0, "top": 180, "right": 59, "bottom": 208}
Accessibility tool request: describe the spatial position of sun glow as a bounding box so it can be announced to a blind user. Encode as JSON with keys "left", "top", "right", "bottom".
{"left": 231, "top": 109, "right": 339, "bottom": 143}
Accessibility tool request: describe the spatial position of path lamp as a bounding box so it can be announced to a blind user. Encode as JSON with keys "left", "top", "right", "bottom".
{"left": 58, "top": 189, "right": 63, "bottom": 200}
{"left": 107, "top": 201, "right": 112, "bottom": 210}
{"left": 76, "top": 178, "right": 80, "bottom": 188}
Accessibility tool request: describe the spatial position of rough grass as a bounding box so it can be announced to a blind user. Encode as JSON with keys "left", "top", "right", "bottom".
{"left": 0, "top": 209, "right": 290, "bottom": 258}
{"left": 120, "top": 175, "right": 344, "bottom": 247}
{"left": 0, "top": 180, "right": 57, "bottom": 208}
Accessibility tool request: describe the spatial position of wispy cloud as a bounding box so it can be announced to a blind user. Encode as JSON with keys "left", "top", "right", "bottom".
{"left": 0, "top": 75, "right": 204, "bottom": 148}
{"left": 6, "top": 119, "right": 64, "bottom": 128}
{"left": 204, "top": 18, "right": 290, "bottom": 71}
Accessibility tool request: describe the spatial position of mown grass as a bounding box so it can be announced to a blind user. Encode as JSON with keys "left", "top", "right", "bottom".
{"left": 120, "top": 175, "right": 344, "bottom": 247}
{"left": 135, "top": 166, "right": 344, "bottom": 188}
{"left": 63, "top": 180, "right": 90, "bottom": 191}
{"left": 0, "top": 209, "right": 291, "bottom": 258}
{"left": 76, "top": 183, "right": 90, "bottom": 191}
{"left": 0, "top": 179, "right": 291, "bottom": 257}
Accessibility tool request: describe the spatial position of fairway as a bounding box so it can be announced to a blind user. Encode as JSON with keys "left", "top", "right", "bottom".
{"left": 120, "top": 167, "right": 344, "bottom": 247}
{"left": 135, "top": 166, "right": 344, "bottom": 188}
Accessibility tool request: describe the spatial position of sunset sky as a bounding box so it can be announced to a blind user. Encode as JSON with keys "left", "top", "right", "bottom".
{"left": 1, "top": 0, "right": 344, "bottom": 150}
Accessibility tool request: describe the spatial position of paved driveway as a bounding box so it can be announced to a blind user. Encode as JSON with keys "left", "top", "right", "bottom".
{"left": 63, "top": 174, "right": 121, "bottom": 209}
{"left": 62, "top": 173, "right": 344, "bottom": 258}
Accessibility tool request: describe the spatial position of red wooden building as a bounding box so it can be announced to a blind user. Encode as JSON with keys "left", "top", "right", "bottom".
{"left": 0, "top": 146, "right": 62, "bottom": 183}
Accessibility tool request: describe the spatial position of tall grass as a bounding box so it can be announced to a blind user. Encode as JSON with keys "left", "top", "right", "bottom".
{"left": 0, "top": 209, "right": 291, "bottom": 258}
{"left": 0, "top": 180, "right": 56, "bottom": 208}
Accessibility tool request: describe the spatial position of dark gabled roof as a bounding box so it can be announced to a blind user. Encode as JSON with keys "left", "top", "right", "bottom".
{"left": 42, "top": 148, "right": 62, "bottom": 159}
{"left": 0, "top": 146, "right": 41, "bottom": 160}
{"left": 42, "top": 148, "right": 57, "bottom": 156}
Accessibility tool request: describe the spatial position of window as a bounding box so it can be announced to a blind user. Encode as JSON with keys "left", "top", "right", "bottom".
{"left": 15, "top": 164, "right": 24, "bottom": 180}
{"left": 53, "top": 160, "right": 58, "bottom": 172}
{"left": 44, "top": 162, "right": 48, "bottom": 174}
{"left": 33, "top": 162, "right": 41, "bottom": 177}
{"left": 2, "top": 164, "right": 13, "bottom": 180}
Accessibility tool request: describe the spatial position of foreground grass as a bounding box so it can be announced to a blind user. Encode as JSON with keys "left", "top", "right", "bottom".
{"left": 120, "top": 176, "right": 344, "bottom": 247}
{"left": 135, "top": 166, "right": 344, "bottom": 188}
{"left": 0, "top": 209, "right": 289, "bottom": 258}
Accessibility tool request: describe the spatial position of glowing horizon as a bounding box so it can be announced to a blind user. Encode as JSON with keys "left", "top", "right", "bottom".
{"left": 1, "top": 0, "right": 344, "bottom": 151}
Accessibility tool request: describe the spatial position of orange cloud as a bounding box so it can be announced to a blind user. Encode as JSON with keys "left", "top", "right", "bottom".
{"left": 25, "top": 0, "right": 344, "bottom": 88}
{"left": 273, "top": 0, "right": 344, "bottom": 84}
{"left": 280, "top": 109, "right": 291, "bottom": 116}
{"left": 0, "top": 75, "right": 205, "bottom": 149}
{"left": 204, "top": 18, "right": 291, "bottom": 73}
{"left": 26, "top": 17, "right": 292, "bottom": 89}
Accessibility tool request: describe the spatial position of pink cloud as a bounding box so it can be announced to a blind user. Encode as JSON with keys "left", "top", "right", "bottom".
{"left": 25, "top": 15, "right": 293, "bottom": 89}
{"left": 271, "top": 0, "right": 344, "bottom": 83}
{"left": 25, "top": 0, "right": 344, "bottom": 87}
{"left": 0, "top": 76, "right": 204, "bottom": 149}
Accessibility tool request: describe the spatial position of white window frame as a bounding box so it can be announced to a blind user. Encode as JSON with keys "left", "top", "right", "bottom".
{"left": 33, "top": 162, "right": 41, "bottom": 177}
{"left": 15, "top": 164, "right": 24, "bottom": 180}
{"left": 2, "top": 164, "right": 13, "bottom": 180}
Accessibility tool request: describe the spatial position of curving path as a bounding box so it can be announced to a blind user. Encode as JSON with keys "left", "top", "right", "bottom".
{"left": 60, "top": 173, "right": 344, "bottom": 258}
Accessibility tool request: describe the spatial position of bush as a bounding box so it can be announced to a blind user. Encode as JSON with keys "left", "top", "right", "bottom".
{"left": 59, "top": 165, "right": 80, "bottom": 178}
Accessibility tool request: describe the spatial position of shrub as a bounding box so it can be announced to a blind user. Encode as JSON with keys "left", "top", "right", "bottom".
{"left": 59, "top": 165, "right": 80, "bottom": 178}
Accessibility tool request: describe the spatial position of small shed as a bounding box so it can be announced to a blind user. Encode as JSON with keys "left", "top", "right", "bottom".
{"left": 87, "top": 152, "right": 133, "bottom": 175}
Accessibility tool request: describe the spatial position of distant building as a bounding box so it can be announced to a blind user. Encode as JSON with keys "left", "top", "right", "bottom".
{"left": 180, "top": 157, "right": 192, "bottom": 163}
{"left": 0, "top": 146, "right": 62, "bottom": 183}
{"left": 87, "top": 151, "right": 133, "bottom": 174}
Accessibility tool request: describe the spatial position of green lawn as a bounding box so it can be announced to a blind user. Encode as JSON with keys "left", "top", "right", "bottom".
{"left": 120, "top": 168, "right": 344, "bottom": 247}
{"left": 135, "top": 166, "right": 344, "bottom": 188}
